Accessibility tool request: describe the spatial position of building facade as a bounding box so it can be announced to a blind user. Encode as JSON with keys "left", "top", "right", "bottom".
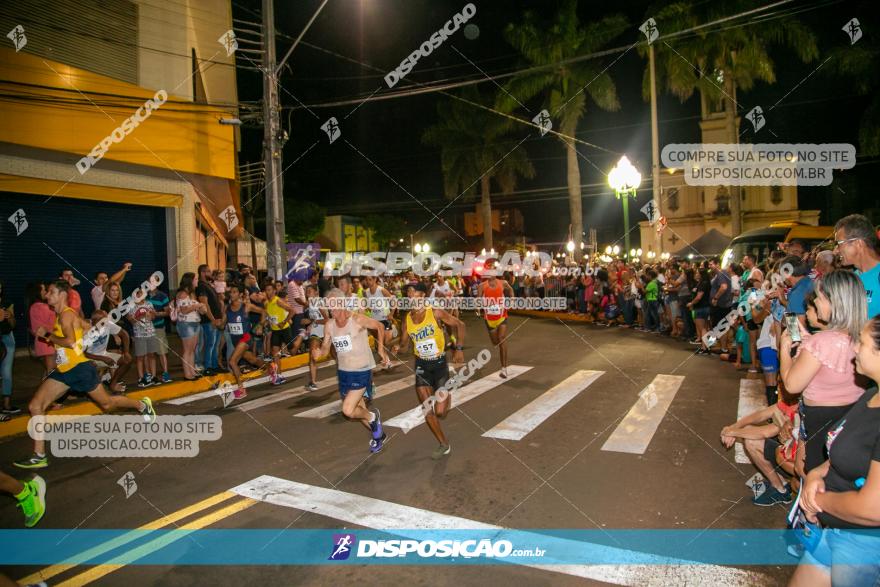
{"left": 638, "top": 95, "right": 820, "bottom": 255}
{"left": 0, "top": 0, "right": 241, "bottom": 332}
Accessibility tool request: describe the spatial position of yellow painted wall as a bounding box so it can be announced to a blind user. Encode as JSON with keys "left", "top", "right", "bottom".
{"left": 0, "top": 48, "right": 236, "bottom": 179}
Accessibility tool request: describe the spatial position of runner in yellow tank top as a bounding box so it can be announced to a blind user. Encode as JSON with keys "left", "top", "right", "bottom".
{"left": 14, "top": 280, "right": 156, "bottom": 470}
{"left": 393, "top": 282, "right": 465, "bottom": 460}
{"left": 263, "top": 281, "right": 295, "bottom": 386}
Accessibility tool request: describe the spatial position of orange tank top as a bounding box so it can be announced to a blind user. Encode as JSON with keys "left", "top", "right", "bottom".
{"left": 482, "top": 280, "right": 506, "bottom": 320}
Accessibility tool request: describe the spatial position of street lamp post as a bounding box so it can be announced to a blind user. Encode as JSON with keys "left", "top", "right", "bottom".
{"left": 608, "top": 156, "right": 642, "bottom": 259}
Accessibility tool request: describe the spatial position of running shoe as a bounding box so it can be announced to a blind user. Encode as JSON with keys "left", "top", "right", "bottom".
{"left": 1, "top": 405, "right": 22, "bottom": 415}
{"left": 233, "top": 387, "right": 247, "bottom": 400}
{"left": 18, "top": 476, "right": 46, "bottom": 528}
{"left": 137, "top": 376, "right": 150, "bottom": 388}
{"left": 305, "top": 382, "right": 319, "bottom": 392}
{"left": 140, "top": 397, "right": 157, "bottom": 423}
{"left": 369, "top": 409, "right": 383, "bottom": 440}
{"left": 272, "top": 375, "right": 287, "bottom": 386}
{"left": 13, "top": 454, "right": 48, "bottom": 470}
{"left": 101, "top": 372, "right": 112, "bottom": 383}
{"left": 695, "top": 348, "right": 711, "bottom": 356}
{"left": 752, "top": 485, "right": 792, "bottom": 507}
{"left": 369, "top": 433, "right": 386, "bottom": 454}
{"left": 500, "top": 367, "right": 508, "bottom": 379}
{"left": 432, "top": 444, "right": 451, "bottom": 460}
{"left": 161, "top": 372, "right": 172, "bottom": 383}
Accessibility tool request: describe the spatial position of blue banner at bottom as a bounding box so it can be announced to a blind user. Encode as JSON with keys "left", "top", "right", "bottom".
{"left": 2, "top": 529, "right": 880, "bottom": 566}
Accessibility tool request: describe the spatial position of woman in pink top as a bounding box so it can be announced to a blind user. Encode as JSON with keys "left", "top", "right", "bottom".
{"left": 26, "top": 282, "right": 56, "bottom": 375}
{"left": 780, "top": 271, "right": 868, "bottom": 474}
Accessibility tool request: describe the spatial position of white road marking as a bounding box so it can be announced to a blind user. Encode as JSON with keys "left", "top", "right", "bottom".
{"left": 231, "top": 475, "right": 769, "bottom": 586}
{"left": 295, "top": 366, "right": 453, "bottom": 419}
{"left": 483, "top": 370, "right": 605, "bottom": 440}
{"left": 236, "top": 361, "right": 404, "bottom": 413}
{"left": 601, "top": 375, "right": 685, "bottom": 455}
{"left": 165, "top": 361, "right": 336, "bottom": 405}
{"left": 735, "top": 378, "right": 767, "bottom": 464}
{"left": 383, "top": 365, "right": 533, "bottom": 430}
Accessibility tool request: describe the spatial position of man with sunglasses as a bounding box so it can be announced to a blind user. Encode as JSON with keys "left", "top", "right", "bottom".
{"left": 834, "top": 214, "right": 880, "bottom": 318}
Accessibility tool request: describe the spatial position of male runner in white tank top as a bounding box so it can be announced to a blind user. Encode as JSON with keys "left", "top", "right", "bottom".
{"left": 312, "top": 288, "right": 390, "bottom": 453}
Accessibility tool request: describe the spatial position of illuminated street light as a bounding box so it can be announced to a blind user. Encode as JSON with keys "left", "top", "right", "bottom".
{"left": 414, "top": 243, "right": 423, "bottom": 254}
{"left": 612, "top": 245, "right": 620, "bottom": 255}
{"left": 608, "top": 155, "right": 641, "bottom": 256}
{"left": 637, "top": 248, "right": 643, "bottom": 257}
{"left": 605, "top": 245, "right": 612, "bottom": 255}
{"left": 424, "top": 244, "right": 431, "bottom": 253}
{"left": 630, "top": 248, "right": 637, "bottom": 257}
{"left": 566, "top": 241, "right": 575, "bottom": 253}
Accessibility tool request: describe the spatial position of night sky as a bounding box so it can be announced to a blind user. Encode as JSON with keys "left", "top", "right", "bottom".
{"left": 233, "top": 0, "right": 877, "bottom": 247}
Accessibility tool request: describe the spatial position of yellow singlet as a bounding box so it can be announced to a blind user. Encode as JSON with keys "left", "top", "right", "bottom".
{"left": 265, "top": 295, "right": 289, "bottom": 331}
{"left": 53, "top": 307, "right": 88, "bottom": 373}
{"left": 405, "top": 306, "right": 446, "bottom": 360}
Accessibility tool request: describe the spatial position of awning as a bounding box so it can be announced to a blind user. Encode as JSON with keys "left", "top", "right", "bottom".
{"left": 0, "top": 173, "right": 182, "bottom": 207}
{"left": 672, "top": 228, "right": 731, "bottom": 258}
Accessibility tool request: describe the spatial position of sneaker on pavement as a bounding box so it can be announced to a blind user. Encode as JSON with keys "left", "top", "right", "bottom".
{"left": 161, "top": 372, "right": 172, "bottom": 383}
{"left": 369, "top": 433, "right": 386, "bottom": 454}
{"left": 13, "top": 454, "right": 48, "bottom": 470}
{"left": 233, "top": 387, "right": 247, "bottom": 400}
{"left": 137, "top": 376, "right": 150, "bottom": 388}
{"left": 272, "top": 375, "right": 286, "bottom": 386}
{"left": 18, "top": 476, "right": 46, "bottom": 528}
{"left": 305, "top": 382, "right": 319, "bottom": 392}
{"left": 1, "top": 405, "right": 22, "bottom": 415}
{"left": 369, "top": 409, "right": 383, "bottom": 440}
{"left": 500, "top": 367, "right": 508, "bottom": 379}
{"left": 431, "top": 444, "right": 451, "bottom": 460}
{"left": 140, "top": 397, "right": 157, "bottom": 424}
{"left": 752, "top": 485, "right": 792, "bottom": 507}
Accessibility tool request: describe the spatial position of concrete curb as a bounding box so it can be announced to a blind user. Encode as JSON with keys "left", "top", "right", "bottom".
{"left": 0, "top": 353, "right": 321, "bottom": 440}
{"left": 508, "top": 309, "right": 594, "bottom": 322}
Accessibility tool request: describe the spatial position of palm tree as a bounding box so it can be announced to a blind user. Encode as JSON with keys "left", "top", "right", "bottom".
{"left": 501, "top": 0, "right": 628, "bottom": 259}
{"left": 643, "top": 1, "right": 818, "bottom": 235}
{"left": 422, "top": 87, "right": 534, "bottom": 251}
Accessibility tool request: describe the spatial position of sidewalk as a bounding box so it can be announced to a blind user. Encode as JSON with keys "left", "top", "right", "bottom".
{"left": 0, "top": 331, "right": 322, "bottom": 440}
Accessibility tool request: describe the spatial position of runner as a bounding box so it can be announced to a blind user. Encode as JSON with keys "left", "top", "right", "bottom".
{"left": 263, "top": 281, "right": 294, "bottom": 386}
{"left": 364, "top": 275, "right": 395, "bottom": 364}
{"left": 311, "top": 288, "right": 390, "bottom": 453}
{"left": 14, "top": 280, "right": 156, "bottom": 469}
{"left": 393, "top": 282, "right": 465, "bottom": 459}
{"left": 478, "top": 266, "right": 515, "bottom": 378}
{"left": 221, "top": 285, "right": 274, "bottom": 400}
{"left": 304, "top": 284, "right": 329, "bottom": 391}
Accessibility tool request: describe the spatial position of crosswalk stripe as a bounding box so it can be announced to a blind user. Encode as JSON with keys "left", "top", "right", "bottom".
{"left": 483, "top": 370, "right": 605, "bottom": 440}
{"left": 294, "top": 366, "right": 453, "bottom": 419}
{"left": 166, "top": 361, "right": 336, "bottom": 405}
{"left": 383, "top": 365, "right": 533, "bottom": 430}
{"left": 601, "top": 375, "right": 685, "bottom": 455}
{"left": 236, "top": 362, "right": 404, "bottom": 413}
{"left": 231, "top": 475, "right": 768, "bottom": 586}
{"left": 735, "top": 378, "right": 767, "bottom": 464}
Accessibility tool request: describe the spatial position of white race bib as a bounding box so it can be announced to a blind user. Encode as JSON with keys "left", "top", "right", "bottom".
{"left": 55, "top": 347, "right": 68, "bottom": 366}
{"left": 228, "top": 322, "right": 244, "bottom": 335}
{"left": 486, "top": 304, "right": 501, "bottom": 315}
{"left": 332, "top": 335, "right": 353, "bottom": 354}
{"left": 415, "top": 338, "right": 439, "bottom": 358}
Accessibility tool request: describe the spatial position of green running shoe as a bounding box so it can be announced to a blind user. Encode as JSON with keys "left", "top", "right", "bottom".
{"left": 19, "top": 476, "right": 46, "bottom": 527}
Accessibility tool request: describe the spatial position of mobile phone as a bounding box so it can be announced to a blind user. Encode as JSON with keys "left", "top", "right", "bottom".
{"left": 785, "top": 312, "right": 801, "bottom": 343}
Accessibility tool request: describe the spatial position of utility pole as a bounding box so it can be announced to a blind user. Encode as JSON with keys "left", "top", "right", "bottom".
{"left": 262, "top": 0, "right": 285, "bottom": 279}
{"left": 648, "top": 44, "right": 663, "bottom": 255}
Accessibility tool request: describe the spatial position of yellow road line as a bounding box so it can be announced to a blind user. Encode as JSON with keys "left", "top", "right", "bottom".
{"left": 56, "top": 497, "right": 257, "bottom": 586}
{"left": 19, "top": 491, "right": 238, "bottom": 585}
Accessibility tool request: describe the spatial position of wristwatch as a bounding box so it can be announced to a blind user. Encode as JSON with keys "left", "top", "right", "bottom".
{"left": 454, "top": 344, "right": 464, "bottom": 351}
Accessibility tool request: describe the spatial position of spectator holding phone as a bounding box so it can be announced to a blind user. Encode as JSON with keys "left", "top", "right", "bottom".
{"left": 780, "top": 271, "right": 867, "bottom": 476}
{"left": 790, "top": 316, "right": 880, "bottom": 587}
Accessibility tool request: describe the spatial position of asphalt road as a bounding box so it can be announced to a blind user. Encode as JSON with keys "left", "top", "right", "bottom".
{"left": 0, "top": 315, "right": 794, "bottom": 586}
